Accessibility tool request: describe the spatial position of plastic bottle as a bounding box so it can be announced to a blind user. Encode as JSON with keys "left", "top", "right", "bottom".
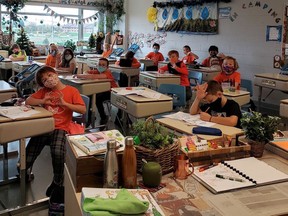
{"left": 122, "top": 136, "right": 137, "bottom": 188}
{"left": 103, "top": 139, "right": 119, "bottom": 188}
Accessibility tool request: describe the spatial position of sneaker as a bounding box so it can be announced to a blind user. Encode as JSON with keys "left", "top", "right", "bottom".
{"left": 46, "top": 181, "right": 60, "bottom": 197}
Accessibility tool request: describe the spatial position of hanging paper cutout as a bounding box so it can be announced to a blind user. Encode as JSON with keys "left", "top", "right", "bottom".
{"left": 186, "top": 7, "right": 193, "bottom": 19}
{"left": 162, "top": 8, "right": 168, "bottom": 20}
{"left": 201, "top": 7, "right": 209, "bottom": 20}
{"left": 172, "top": 8, "right": 179, "bottom": 19}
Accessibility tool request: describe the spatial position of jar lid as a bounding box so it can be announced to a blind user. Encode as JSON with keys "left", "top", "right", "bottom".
{"left": 107, "top": 139, "right": 117, "bottom": 149}
{"left": 125, "top": 136, "right": 134, "bottom": 146}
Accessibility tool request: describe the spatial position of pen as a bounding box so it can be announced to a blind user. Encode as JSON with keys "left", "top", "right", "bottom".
{"left": 198, "top": 163, "right": 218, "bottom": 172}
{"left": 204, "top": 107, "right": 210, "bottom": 113}
{"left": 215, "top": 174, "right": 245, "bottom": 182}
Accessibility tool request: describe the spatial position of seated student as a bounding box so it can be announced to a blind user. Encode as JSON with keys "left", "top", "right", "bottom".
{"left": 77, "top": 58, "right": 118, "bottom": 125}
{"left": 214, "top": 56, "right": 241, "bottom": 89}
{"left": 45, "top": 43, "right": 61, "bottom": 68}
{"left": 56, "top": 48, "right": 76, "bottom": 74}
{"left": 9, "top": 43, "right": 27, "bottom": 61}
{"left": 182, "top": 45, "right": 199, "bottom": 64}
{"left": 189, "top": 80, "right": 242, "bottom": 128}
{"left": 24, "top": 66, "right": 86, "bottom": 197}
{"left": 201, "top": 45, "right": 225, "bottom": 70}
{"left": 102, "top": 32, "right": 117, "bottom": 58}
{"left": 158, "top": 50, "right": 192, "bottom": 102}
{"left": 145, "top": 43, "right": 164, "bottom": 71}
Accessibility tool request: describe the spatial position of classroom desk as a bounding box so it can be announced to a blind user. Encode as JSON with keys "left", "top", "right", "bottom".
{"left": 189, "top": 67, "right": 220, "bottom": 82}
{"left": 139, "top": 59, "right": 154, "bottom": 70}
{"left": 158, "top": 61, "right": 169, "bottom": 68}
{"left": 224, "top": 90, "right": 250, "bottom": 106}
{"left": 64, "top": 150, "right": 288, "bottom": 216}
{"left": 33, "top": 56, "right": 47, "bottom": 63}
{"left": 0, "top": 80, "right": 17, "bottom": 102}
{"left": 0, "top": 58, "right": 12, "bottom": 80}
{"left": 11, "top": 61, "right": 32, "bottom": 76}
{"left": 59, "top": 75, "right": 111, "bottom": 128}
{"left": 139, "top": 71, "right": 180, "bottom": 90}
{"left": 156, "top": 117, "right": 243, "bottom": 140}
{"left": 0, "top": 107, "right": 54, "bottom": 207}
{"left": 109, "top": 64, "right": 140, "bottom": 87}
{"left": 76, "top": 56, "right": 116, "bottom": 74}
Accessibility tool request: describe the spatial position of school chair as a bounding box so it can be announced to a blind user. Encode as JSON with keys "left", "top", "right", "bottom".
{"left": 158, "top": 84, "right": 186, "bottom": 109}
{"left": 127, "top": 44, "right": 140, "bottom": 53}
{"left": 72, "top": 94, "right": 90, "bottom": 127}
{"left": 188, "top": 71, "right": 203, "bottom": 87}
{"left": 240, "top": 79, "right": 256, "bottom": 111}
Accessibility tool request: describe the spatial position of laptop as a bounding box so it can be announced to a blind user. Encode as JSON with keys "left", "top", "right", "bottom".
{"left": 119, "top": 58, "right": 132, "bottom": 67}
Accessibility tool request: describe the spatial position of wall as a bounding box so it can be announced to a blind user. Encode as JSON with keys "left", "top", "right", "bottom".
{"left": 125, "top": 0, "right": 287, "bottom": 106}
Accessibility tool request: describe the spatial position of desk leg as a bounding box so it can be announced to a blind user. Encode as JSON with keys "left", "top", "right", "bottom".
{"left": 91, "top": 94, "right": 96, "bottom": 128}
{"left": 19, "top": 138, "right": 26, "bottom": 206}
{"left": 128, "top": 76, "right": 131, "bottom": 87}
{"left": 257, "top": 86, "right": 262, "bottom": 112}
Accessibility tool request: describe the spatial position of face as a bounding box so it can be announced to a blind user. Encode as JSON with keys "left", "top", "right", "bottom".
{"left": 41, "top": 71, "right": 59, "bottom": 88}
{"left": 223, "top": 59, "right": 235, "bottom": 68}
{"left": 153, "top": 46, "right": 159, "bottom": 52}
{"left": 13, "top": 48, "right": 20, "bottom": 54}
{"left": 169, "top": 53, "right": 179, "bottom": 64}
{"left": 222, "top": 58, "right": 235, "bottom": 74}
{"left": 183, "top": 48, "right": 190, "bottom": 55}
{"left": 98, "top": 60, "right": 108, "bottom": 68}
{"left": 209, "top": 50, "right": 218, "bottom": 57}
{"left": 202, "top": 93, "right": 219, "bottom": 104}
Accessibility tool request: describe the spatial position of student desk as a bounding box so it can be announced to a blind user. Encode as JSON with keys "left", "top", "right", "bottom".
{"left": 224, "top": 90, "right": 250, "bottom": 106}
{"left": 156, "top": 117, "right": 243, "bottom": 140}
{"left": 254, "top": 73, "right": 288, "bottom": 111}
{"left": 158, "top": 61, "right": 169, "bottom": 68}
{"left": 0, "top": 80, "right": 17, "bottom": 103}
{"left": 139, "top": 59, "right": 154, "bottom": 70}
{"left": 76, "top": 56, "right": 116, "bottom": 74}
{"left": 0, "top": 107, "right": 54, "bottom": 206}
{"left": 64, "top": 150, "right": 288, "bottom": 216}
{"left": 33, "top": 56, "right": 47, "bottom": 63}
{"left": 59, "top": 75, "right": 111, "bottom": 128}
{"left": 189, "top": 67, "right": 220, "bottom": 82}
{"left": 139, "top": 71, "right": 181, "bottom": 90}
{"left": 109, "top": 64, "right": 140, "bottom": 87}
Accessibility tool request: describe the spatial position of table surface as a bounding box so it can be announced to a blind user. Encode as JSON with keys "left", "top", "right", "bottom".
{"left": 0, "top": 80, "right": 16, "bottom": 93}
{"left": 255, "top": 73, "right": 288, "bottom": 81}
{"left": 59, "top": 75, "right": 111, "bottom": 84}
{"left": 140, "top": 71, "right": 181, "bottom": 78}
{"left": 223, "top": 90, "right": 250, "bottom": 97}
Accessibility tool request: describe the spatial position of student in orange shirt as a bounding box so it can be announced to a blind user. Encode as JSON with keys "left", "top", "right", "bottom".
{"left": 145, "top": 43, "right": 165, "bottom": 70}
{"left": 182, "top": 45, "right": 199, "bottom": 64}
{"left": 45, "top": 43, "right": 61, "bottom": 68}
{"left": 214, "top": 56, "right": 241, "bottom": 89}
{"left": 77, "top": 58, "right": 118, "bottom": 125}
{"left": 158, "top": 50, "right": 192, "bottom": 101}
{"left": 201, "top": 45, "right": 225, "bottom": 70}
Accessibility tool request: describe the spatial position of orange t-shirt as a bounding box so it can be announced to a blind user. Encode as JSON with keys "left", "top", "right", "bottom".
{"left": 31, "top": 86, "right": 84, "bottom": 132}
{"left": 115, "top": 57, "right": 141, "bottom": 68}
{"left": 145, "top": 52, "right": 164, "bottom": 66}
{"left": 87, "top": 69, "right": 118, "bottom": 88}
{"left": 213, "top": 71, "right": 241, "bottom": 84}
{"left": 45, "top": 54, "right": 57, "bottom": 68}
{"left": 182, "top": 52, "right": 196, "bottom": 64}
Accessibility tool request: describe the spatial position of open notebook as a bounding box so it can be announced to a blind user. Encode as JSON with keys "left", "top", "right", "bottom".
{"left": 193, "top": 157, "right": 288, "bottom": 194}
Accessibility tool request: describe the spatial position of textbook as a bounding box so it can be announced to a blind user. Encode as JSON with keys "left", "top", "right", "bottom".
{"left": 67, "top": 130, "right": 125, "bottom": 155}
{"left": 193, "top": 157, "right": 288, "bottom": 194}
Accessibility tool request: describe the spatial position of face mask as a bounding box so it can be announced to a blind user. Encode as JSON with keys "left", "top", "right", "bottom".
{"left": 153, "top": 49, "right": 159, "bottom": 53}
{"left": 97, "top": 66, "right": 106, "bottom": 73}
{"left": 44, "top": 74, "right": 59, "bottom": 89}
{"left": 51, "top": 50, "right": 56, "bottom": 56}
{"left": 65, "top": 55, "right": 72, "bottom": 61}
{"left": 14, "top": 51, "right": 19, "bottom": 55}
{"left": 208, "top": 97, "right": 222, "bottom": 112}
{"left": 210, "top": 51, "right": 217, "bottom": 58}
{"left": 223, "top": 65, "right": 235, "bottom": 75}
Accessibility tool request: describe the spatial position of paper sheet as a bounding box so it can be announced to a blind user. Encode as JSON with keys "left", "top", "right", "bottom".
{"left": 0, "top": 106, "right": 40, "bottom": 119}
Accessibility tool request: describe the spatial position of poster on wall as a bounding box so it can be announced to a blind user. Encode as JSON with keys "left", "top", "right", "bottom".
{"left": 156, "top": 3, "right": 218, "bottom": 34}
{"left": 266, "top": 26, "right": 282, "bottom": 42}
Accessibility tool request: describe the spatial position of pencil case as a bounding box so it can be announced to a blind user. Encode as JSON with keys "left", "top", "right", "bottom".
{"left": 192, "top": 126, "right": 222, "bottom": 136}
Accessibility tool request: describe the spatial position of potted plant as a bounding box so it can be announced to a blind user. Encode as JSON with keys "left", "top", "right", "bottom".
{"left": 129, "top": 117, "right": 178, "bottom": 174}
{"left": 240, "top": 111, "right": 280, "bottom": 158}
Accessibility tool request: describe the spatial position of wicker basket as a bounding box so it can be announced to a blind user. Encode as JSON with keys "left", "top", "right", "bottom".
{"left": 133, "top": 117, "right": 179, "bottom": 174}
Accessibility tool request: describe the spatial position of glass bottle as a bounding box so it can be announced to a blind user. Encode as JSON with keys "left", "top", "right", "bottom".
{"left": 122, "top": 137, "right": 137, "bottom": 188}
{"left": 103, "top": 139, "right": 119, "bottom": 188}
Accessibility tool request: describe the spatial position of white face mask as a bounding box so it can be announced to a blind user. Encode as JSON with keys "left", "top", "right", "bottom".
{"left": 44, "top": 74, "right": 59, "bottom": 89}
{"left": 65, "top": 55, "right": 72, "bottom": 61}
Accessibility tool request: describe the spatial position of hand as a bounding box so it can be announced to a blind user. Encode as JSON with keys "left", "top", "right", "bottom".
{"left": 57, "top": 96, "right": 67, "bottom": 106}
{"left": 217, "top": 53, "right": 225, "bottom": 59}
{"left": 195, "top": 83, "right": 208, "bottom": 100}
{"left": 158, "top": 69, "right": 164, "bottom": 74}
{"left": 42, "top": 95, "right": 54, "bottom": 106}
{"left": 200, "top": 112, "right": 211, "bottom": 122}
{"left": 171, "top": 63, "right": 177, "bottom": 69}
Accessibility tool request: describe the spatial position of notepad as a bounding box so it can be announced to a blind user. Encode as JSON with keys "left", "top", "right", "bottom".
{"left": 193, "top": 157, "right": 288, "bottom": 194}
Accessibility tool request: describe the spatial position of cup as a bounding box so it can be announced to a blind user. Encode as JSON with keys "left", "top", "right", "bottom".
{"left": 174, "top": 154, "right": 194, "bottom": 180}
{"left": 221, "top": 82, "right": 230, "bottom": 93}
{"left": 27, "top": 56, "right": 34, "bottom": 64}
{"left": 142, "top": 162, "right": 162, "bottom": 187}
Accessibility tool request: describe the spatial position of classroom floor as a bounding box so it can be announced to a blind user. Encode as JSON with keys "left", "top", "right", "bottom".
{"left": 0, "top": 100, "right": 284, "bottom": 215}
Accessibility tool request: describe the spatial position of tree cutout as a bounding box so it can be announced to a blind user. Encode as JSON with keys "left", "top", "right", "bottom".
{"left": 16, "top": 27, "right": 32, "bottom": 56}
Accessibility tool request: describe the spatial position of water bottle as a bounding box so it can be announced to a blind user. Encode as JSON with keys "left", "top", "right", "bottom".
{"left": 122, "top": 137, "right": 137, "bottom": 188}
{"left": 103, "top": 140, "right": 119, "bottom": 188}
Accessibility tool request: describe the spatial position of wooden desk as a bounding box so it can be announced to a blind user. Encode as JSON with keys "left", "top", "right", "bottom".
{"left": 158, "top": 61, "right": 169, "bottom": 68}
{"left": 224, "top": 90, "right": 250, "bottom": 106}
{"left": 139, "top": 71, "right": 180, "bottom": 90}
{"left": 12, "top": 61, "right": 32, "bottom": 76}
{"left": 156, "top": 117, "right": 243, "bottom": 140}
{"left": 65, "top": 150, "right": 288, "bottom": 216}
{"left": 0, "top": 107, "right": 54, "bottom": 207}
{"left": 139, "top": 59, "right": 154, "bottom": 70}
{"left": 189, "top": 67, "right": 220, "bottom": 82}
{"left": 0, "top": 80, "right": 17, "bottom": 102}
{"left": 76, "top": 56, "right": 116, "bottom": 74}
{"left": 59, "top": 75, "right": 111, "bottom": 127}
{"left": 109, "top": 64, "right": 140, "bottom": 87}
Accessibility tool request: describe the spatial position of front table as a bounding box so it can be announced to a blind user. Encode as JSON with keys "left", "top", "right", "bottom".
{"left": 189, "top": 67, "right": 220, "bottom": 82}
{"left": 59, "top": 75, "right": 111, "bottom": 127}
{"left": 109, "top": 64, "right": 140, "bottom": 87}
{"left": 224, "top": 90, "right": 250, "bottom": 106}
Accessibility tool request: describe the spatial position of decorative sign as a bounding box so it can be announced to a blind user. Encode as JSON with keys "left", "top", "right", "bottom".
{"left": 266, "top": 25, "right": 282, "bottom": 42}
{"left": 219, "top": 7, "right": 231, "bottom": 19}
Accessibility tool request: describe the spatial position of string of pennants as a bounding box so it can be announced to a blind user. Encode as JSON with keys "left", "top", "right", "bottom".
{"left": 43, "top": 4, "right": 99, "bottom": 24}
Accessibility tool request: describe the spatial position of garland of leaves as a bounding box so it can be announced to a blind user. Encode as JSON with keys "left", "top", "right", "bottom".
{"left": 153, "top": 0, "right": 231, "bottom": 8}
{"left": 0, "top": 0, "right": 27, "bottom": 11}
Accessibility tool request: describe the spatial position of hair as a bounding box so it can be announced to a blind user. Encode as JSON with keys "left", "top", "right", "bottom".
{"left": 152, "top": 43, "right": 160, "bottom": 49}
{"left": 35, "top": 66, "right": 57, "bottom": 87}
{"left": 208, "top": 45, "right": 218, "bottom": 52}
{"left": 11, "top": 44, "right": 20, "bottom": 50}
{"left": 49, "top": 43, "right": 58, "bottom": 53}
{"left": 61, "top": 48, "right": 74, "bottom": 67}
{"left": 99, "top": 57, "right": 109, "bottom": 66}
{"left": 168, "top": 50, "right": 179, "bottom": 57}
{"left": 125, "top": 51, "right": 135, "bottom": 60}
{"left": 223, "top": 56, "right": 239, "bottom": 70}
{"left": 183, "top": 45, "right": 191, "bottom": 51}
{"left": 206, "top": 80, "right": 223, "bottom": 95}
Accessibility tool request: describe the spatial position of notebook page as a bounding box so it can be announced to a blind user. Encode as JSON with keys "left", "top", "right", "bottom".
{"left": 193, "top": 163, "right": 255, "bottom": 193}
{"left": 224, "top": 157, "right": 288, "bottom": 185}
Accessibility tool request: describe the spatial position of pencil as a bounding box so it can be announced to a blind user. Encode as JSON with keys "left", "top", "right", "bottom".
{"left": 204, "top": 107, "right": 210, "bottom": 113}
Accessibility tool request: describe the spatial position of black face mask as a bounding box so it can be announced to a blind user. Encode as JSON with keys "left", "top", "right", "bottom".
{"left": 14, "top": 51, "right": 19, "bottom": 55}
{"left": 208, "top": 97, "right": 222, "bottom": 111}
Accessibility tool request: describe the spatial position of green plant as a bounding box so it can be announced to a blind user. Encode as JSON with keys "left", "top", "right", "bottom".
{"left": 241, "top": 111, "right": 280, "bottom": 143}
{"left": 88, "top": 33, "right": 96, "bottom": 49}
{"left": 64, "top": 39, "right": 76, "bottom": 51}
{"left": 130, "top": 118, "right": 176, "bottom": 150}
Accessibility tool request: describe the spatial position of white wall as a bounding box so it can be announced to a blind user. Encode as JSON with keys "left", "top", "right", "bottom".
{"left": 125, "top": 0, "right": 288, "bottom": 106}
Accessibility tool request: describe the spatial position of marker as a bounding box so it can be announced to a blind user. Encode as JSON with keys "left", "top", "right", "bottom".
{"left": 215, "top": 174, "right": 245, "bottom": 182}
{"left": 198, "top": 163, "right": 218, "bottom": 172}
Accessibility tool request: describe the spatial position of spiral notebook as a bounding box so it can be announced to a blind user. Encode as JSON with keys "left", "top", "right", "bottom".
{"left": 193, "top": 157, "right": 288, "bottom": 194}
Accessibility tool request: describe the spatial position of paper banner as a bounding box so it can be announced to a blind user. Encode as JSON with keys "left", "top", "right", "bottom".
{"left": 44, "top": 4, "right": 48, "bottom": 11}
